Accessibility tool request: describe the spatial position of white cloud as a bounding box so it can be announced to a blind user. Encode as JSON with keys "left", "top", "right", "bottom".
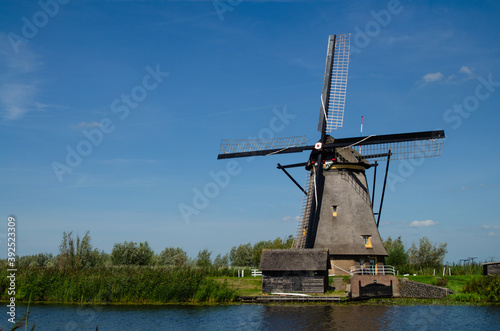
{"left": 417, "top": 72, "right": 444, "bottom": 88}
{"left": 0, "top": 83, "right": 37, "bottom": 119}
{"left": 0, "top": 33, "right": 43, "bottom": 120}
{"left": 0, "top": 33, "right": 41, "bottom": 74}
{"left": 422, "top": 72, "right": 444, "bottom": 83}
{"left": 417, "top": 66, "right": 475, "bottom": 88}
{"left": 459, "top": 66, "right": 474, "bottom": 77}
{"left": 282, "top": 216, "right": 291, "bottom": 221}
{"left": 409, "top": 219, "right": 438, "bottom": 227}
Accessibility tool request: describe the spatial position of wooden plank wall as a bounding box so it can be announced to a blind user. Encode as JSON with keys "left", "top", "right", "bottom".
{"left": 484, "top": 263, "right": 500, "bottom": 275}
{"left": 262, "top": 274, "right": 326, "bottom": 293}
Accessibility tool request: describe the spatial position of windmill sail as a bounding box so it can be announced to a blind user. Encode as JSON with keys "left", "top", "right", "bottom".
{"left": 217, "top": 136, "right": 308, "bottom": 159}
{"left": 318, "top": 34, "right": 350, "bottom": 133}
{"left": 218, "top": 130, "right": 444, "bottom": 161}
{"left": 328, "top": 130, "right": 445, "bottom": 161}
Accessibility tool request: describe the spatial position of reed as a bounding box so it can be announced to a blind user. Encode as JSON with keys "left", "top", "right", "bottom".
{"left": 0, "top": 266, "right": 237, "bottom": 304}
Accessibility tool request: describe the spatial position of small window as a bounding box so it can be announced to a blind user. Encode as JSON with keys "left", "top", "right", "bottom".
{"left": 332, "top": 205, "right": 338, "bottom": 217}
{"left": 362, "top": 235, "right": 372, "bottom": 248}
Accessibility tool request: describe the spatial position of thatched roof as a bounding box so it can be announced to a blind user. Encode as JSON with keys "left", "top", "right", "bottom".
{"left": 259, "top": 248, "right": 330, "bottom": 271}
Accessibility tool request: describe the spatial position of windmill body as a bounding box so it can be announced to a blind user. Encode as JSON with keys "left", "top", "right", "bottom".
{"left": 217, "top": 34, "right": 445, "bottom": 276}
{"left": 293, "top": 143, "right": 388, "bottom": 275}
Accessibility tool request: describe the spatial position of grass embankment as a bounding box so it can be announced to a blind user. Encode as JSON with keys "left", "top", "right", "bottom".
{"left": 400, "top": 275, "right": 479, "bottom": 293}
{"left": 396, "top": 275, "right": 500, "bottom": 303}
{"left": 213, "top": 277, "right": 262, "bottom": 296}
{"left": 0, "top": 267, "right": 237, "bottom": 304}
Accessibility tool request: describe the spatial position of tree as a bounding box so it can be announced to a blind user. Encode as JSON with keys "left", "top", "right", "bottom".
{"left": 59, "top": 231, "right": 101, "bottom": 269}
{"left": 408, "top": 236, "right": 447, "bottom": 269}
{"left": 213, "top": 253, "right": 229, "bottom": 268}
{"left": 77, "top": 232, "right": 101, "bottom": 268}
{"left": 196, "top": 249, "right": 212, "bottom": 269}
{"left": 251, "top": 240, "right": 271, "bottom": 267}
{"left": 229, "top": 235, "right": 295, "bottom": 267}
{"left": 158, "top": 247, "right": 189, "bottom": 267}
{"left": 383, "top": 236, "right": 409, "bottom": 267}
{"left": 229, "top": 243, "right": 253, "bottom": 267}
{"left": 18, "top": 253, "right": 54, "bottom": 268}
{"left": 111, "top": 241, "right": 154, "bottom": 266}
{"left": 136, "top": 242, "right": 155, "bottom": 266}
{"left": 251, "top": 235, "right": 294, "bottom": 267}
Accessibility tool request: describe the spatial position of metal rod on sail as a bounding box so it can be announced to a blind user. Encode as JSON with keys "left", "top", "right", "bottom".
{"left": 359, "top": 115, "right": 363, "bottom": 154}
{"left": 277, "top": 163, "right": 307, "bottom": 196}
{"left": 377, "top": 150, "right": 392, "bottom": 227}
{"left": 371, "top": 161, "right": 378, "bottom": 210}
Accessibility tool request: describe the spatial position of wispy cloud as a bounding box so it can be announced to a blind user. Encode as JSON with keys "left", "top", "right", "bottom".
{"left": 459, "top": 65, "right": 474, "bottom": 77}
{"left": 98, "top": 158, "right": 159, "bottom": 165}
{"left": 423, "top": 72, "right": 444, "bottom": 84}
{"left": 483, "top": 225, "right": 500, "bottom": 230}
{"left": 0, "top": 83, "right": 37, "bottom": 120}
{"left": 410, "top": 219, "right": 438, "bottom": 227}
{"left": 71, "top": 121, "right": 102, "bottom": 130}
{"left": 417, "top": 66, "right": 476, "bottom": 88}
{"left": 72, "top": 174, "right": 161, "bottom": 189}
{"left": 0, "top": 33, "right": 44, "bottom": 120}
{"left": 482, "top": 225, "right": 500, "bottom": 236}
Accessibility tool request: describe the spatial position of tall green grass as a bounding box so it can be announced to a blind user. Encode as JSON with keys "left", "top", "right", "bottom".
{"left": 0, "top": 266, "right": 237, "bottom": 304}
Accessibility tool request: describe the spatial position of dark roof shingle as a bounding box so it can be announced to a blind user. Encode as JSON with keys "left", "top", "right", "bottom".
{"left": 259, "top": 248, "right": 330, "bottom": 271}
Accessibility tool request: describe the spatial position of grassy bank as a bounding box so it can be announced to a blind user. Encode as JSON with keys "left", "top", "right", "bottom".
{"left": 213, "top": 277, "right": 262, "bottom": 296}
{"left": 398, "top": 275, "right": 481, "bottom": 293}
{"left": 0, "top": 267, "right": 237, "bottom": 304}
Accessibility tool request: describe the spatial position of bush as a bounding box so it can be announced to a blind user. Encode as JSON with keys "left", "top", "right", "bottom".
{"left": 158, "top": 247, "right": 189, "bottom": 267}
{"left": 18, "top": 253, "right": 54, "bottom": 268}
{"left": 436, "top": 277, "right": 448, "bottom": 287}
{"left": 463, "top": 275, "right": 500, "bottom": 302}
{"left": 111, "top": 241, "right": 154, "bottom": 266}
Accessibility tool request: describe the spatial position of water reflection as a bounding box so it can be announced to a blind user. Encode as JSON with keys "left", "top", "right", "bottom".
{"left": 260, "top": 305, "right": 390, "bottom": 330}
{"left": 8, "top": 303, "right": 500, "bottom": 330}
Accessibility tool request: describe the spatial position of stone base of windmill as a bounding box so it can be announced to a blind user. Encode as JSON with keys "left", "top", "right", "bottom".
{"left": 350, "top": 275, "right": 454, "bottom": 299}
{"left": 350, "top": 275, "right": 399, "bottom": 299}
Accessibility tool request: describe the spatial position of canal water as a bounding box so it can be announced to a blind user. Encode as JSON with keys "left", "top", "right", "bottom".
{"left": 4, "top": 303, "right": 500, "bottom": 330}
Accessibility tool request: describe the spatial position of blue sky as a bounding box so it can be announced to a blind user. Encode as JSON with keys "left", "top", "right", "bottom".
{"left": 1, "top": 0, "right": 499, "bottom": 264}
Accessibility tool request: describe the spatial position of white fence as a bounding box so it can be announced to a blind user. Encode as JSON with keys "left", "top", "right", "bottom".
{"left": 350, "top": 265, "right": 395, "bottom": 275}
{"left": 251, "top": 269, "right": 262, "bottom": 277}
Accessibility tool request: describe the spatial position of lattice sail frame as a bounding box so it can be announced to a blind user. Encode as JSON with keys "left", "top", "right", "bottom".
{"left": 218, "top": 136, "right": 307, "bottom": 156}
{"left": 345, "top": 136, "right": 445, "bottom": 161}
{"left": 326, "top": 33, "right": 350, "bottom": 132}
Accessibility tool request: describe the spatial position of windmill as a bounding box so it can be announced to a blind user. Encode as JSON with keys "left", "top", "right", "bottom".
{"left": 217, "top": 34, "right": 445, "bottom": 275}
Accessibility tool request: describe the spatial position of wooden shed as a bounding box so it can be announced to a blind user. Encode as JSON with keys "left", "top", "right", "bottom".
{"left": 483, "top": 261, "right": 500, "bottom": 276}
{"left": 259, "top": 248, "right": 331, "bottom": 293}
